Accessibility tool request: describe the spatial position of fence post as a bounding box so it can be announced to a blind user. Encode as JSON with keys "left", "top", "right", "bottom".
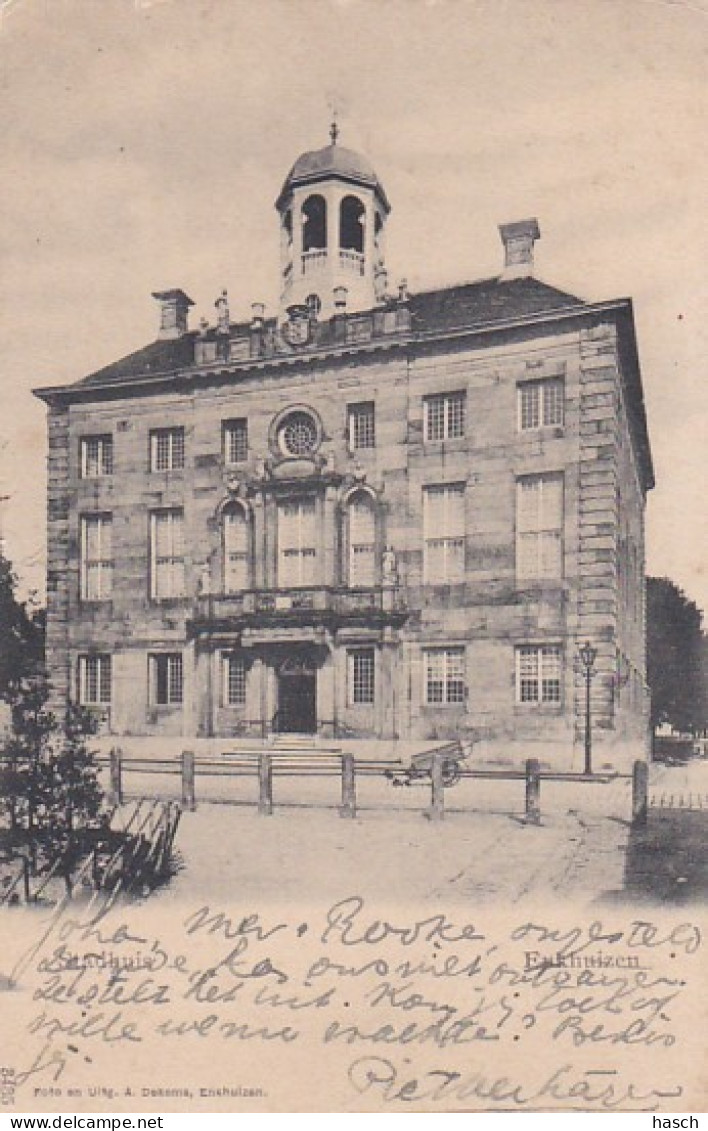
{"left": 525, "top": 758, "right": 541, "bottom": 825}
{"left": 428, "top": 754, "right": 444, "bottom": 821}
{"left": 109, "top": 747, "right": 123, "bottom": 805}
{"left": 181, "top": 750, "right": 196, "bottom": 811}
{"left": 632, "top": 759, "right": 648, "bottom": 826}
{"left": 340, "top": 754, "right": 356, "bottom": 818}
{"left": 22, "top": 856, "right": 30, "bottom": 903}
{"left": 259, "top": 754, "right": 273, "bottom": 816}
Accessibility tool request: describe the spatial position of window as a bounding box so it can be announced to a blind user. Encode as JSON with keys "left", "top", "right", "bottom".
{"left": 150, "top": 509, "right": 185, "bottom": 599}
{"left": 150, "top": 653, "right": 183, "bottom": 706}
{"left": 424, "top": 647, "right": 466, "bottom": 705}
{"left": 518, "top": 378, "right": 564, "bottom": 431}
{"left": 516, "top": 473, "right": 563, "bottom": 580}
{"left": 223, "top": 503, "right": 250, "bottom": 593}
{"left": 223, "top": 419, "right": 248, "bottom": 464}
{"left": 277, "top": 498, "right": 317, "bottom": 587}
{"left": 79, "top": 654, "right": 111, "bottom": 706}
{"left": 150, "top": 427, "right": 185, "bottom": 472}
{"left": 277, "top": 411, "right": 319, "bottom": 457}
{"left": 516, "top": 645, "right": 562, "bottom": 704}
{"left": 80, "top": 514, "right": 113, "bottom": 601}
{"left": 423, "top": 484, "right": 465, "bottom": 583}
{"left": 424, "top": 391, "right": 466, "bottom": 441}
{"left": 306, "top": 293, "right": 322, "bottom": 319}
{"left": 223, "top": 653, "right": 246, "bottom": 707}
{"left": 80, "top": 435, "right": 113, "bottom": 478}
{"left": 347, "top": 492, "right": 376, "bottom": 587}
{"left": 349, "top": 648, "right": 375, "bottom": 705}
{"left": 348, "top": 402, "right": 376, "bottom": 450}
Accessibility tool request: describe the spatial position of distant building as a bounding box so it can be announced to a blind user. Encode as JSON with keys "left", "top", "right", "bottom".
{"left": 34, "top": 130, "right": 653, "bottom": 769}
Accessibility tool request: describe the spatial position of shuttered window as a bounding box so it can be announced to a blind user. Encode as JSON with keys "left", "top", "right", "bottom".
{"left": 516, "top": 473, "right": 563, "bottom": 580}
{"left": 223, "top": 504, "right": 250, "bottom": 592}
{"left": 80, "top": 515, "right": 113, "bottom": 601}
{"left": 150, "top": 509, "right": 185, "bottom": 599}
{"left": 423, "top": 484, "right": 465, "bottom": 583}
{"left": 278, "top": 499, "right": 317, "bottom": 587}
{"left": 348, "top": 494, "right": 376, "bottom": 586}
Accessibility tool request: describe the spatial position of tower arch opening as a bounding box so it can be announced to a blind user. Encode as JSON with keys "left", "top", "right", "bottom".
{"left": 340, "top": 195, "right": 365, "bottom": 254}
{"left": 302, "top": 194, "right": 327, "bottom": 252}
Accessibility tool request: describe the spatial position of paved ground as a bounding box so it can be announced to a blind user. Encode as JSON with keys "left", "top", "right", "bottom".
{"left": 142, "top": 758, "right": 707, "bottom": 909}
{"left": 140, "top": 768, "right": 631, "bottom": 908}
{"left": 5, "top": 756, "right": 694, "bottom": 910}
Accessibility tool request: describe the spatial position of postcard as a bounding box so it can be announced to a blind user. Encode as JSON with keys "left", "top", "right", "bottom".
{"left": 1, "top": 0, "right": 706, "bottom": 1115}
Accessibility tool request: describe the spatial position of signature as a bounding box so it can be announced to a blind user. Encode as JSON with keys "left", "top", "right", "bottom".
{"left": 347, "top": 1055, "right": 683, "bottom": 1110}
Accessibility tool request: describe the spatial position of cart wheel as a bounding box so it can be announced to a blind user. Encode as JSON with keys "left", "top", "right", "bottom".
{"left": 441, "top": 759, "right": 461, "bottom": 787}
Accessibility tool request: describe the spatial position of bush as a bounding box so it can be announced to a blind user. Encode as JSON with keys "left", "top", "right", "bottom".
{"left": 0, "top": 679, "right": 107, "bottom": 884}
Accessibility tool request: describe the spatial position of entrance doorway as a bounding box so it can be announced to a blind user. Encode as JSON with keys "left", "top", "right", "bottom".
{"left": 276, "top": 657, "right": 317, "bottom": 733}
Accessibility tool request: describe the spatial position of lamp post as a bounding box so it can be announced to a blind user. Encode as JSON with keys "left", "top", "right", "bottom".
{"left": 579, "top": 641, "right": 597, "bottom": 776}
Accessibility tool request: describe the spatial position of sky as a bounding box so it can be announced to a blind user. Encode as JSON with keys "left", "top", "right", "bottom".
{"left": 0, "top": 0, "right": 706, "bottom": 611}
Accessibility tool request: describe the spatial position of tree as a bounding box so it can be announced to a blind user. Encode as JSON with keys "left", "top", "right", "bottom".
{"left": 0, "top": 553, "right": 44, "bottom": 701}
{"left": 0, "top": 679, "right": 105, "bottom": 888}
{"left": 646, "top": 576, "right": 707, "bottom": 735}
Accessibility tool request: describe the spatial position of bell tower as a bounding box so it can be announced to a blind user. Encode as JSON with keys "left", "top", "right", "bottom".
{"left": 275, "top": 125, "right": 391, "bottom": 322}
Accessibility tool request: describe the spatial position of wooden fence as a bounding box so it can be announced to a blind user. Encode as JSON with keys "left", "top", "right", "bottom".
{"left": 100, "top": 747, "right": 648, "bottom": 827}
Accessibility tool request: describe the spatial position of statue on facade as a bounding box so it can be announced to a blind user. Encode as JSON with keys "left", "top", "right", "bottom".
{"left": 382, "top": 545, "right": 398, "bottom": 587}
{"left": 215, "top": 288, "right": 230, "bottom": 334}
{"left": 374, "top": 264, "right": 389, "bottom": 304}
{"left": 198, "top": 561, "right": 211, "bottom": 596}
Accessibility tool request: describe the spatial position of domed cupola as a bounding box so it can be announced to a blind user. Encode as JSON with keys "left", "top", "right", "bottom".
{"left": 275, "top": 123, "right": 390, "bottom": 322}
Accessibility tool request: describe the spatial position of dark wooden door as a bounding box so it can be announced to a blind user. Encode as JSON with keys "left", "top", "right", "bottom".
{"left": 277, "top": 671, "right": 316, "bottom": 733}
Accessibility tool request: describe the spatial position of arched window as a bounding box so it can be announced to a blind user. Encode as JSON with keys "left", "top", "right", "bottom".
{"left": 302, "top": 194, "right": 327, "bottom": 251}
{"left": 222, "top": 502, "right": 250, "bottom": 593}
{"left": 340, "top": 196, "right": 365, "bottom": 253}
{"left": 347, "top": 491, "right": 376, "bottom": 587}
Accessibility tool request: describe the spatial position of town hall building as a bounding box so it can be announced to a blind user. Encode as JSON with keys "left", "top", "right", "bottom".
{"left": 34, "top": 129, "right": 654, "bottom": 770}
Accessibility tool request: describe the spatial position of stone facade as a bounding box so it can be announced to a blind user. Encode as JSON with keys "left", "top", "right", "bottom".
{"left": 35, "top": 139, "right": 653, "bottom": 771}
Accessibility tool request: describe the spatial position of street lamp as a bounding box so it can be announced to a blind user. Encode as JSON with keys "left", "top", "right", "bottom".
{"left": 578, "top": 641, "right": 598, "bottom": 776}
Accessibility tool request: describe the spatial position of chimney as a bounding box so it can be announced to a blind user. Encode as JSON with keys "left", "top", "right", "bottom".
{"left": 498, "top": 219, "right": 540, "bottom": 280}
{"left": 152, "top": 289, "right": 194, "bottom": 339}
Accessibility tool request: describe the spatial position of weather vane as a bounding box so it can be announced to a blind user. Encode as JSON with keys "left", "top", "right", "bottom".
{"left": 327, "top": 97, "right": 340, "bottom": 145}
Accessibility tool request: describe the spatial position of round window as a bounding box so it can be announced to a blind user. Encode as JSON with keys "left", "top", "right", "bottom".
{"left": 278, "top": 411, "right": 319, "bottom": 457}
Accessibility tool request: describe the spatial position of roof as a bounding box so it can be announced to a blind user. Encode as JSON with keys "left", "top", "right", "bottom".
{"left": 408, "top": 276, "right": 582, "bottom": 332}
{"left": 32, "top": 273, "right": 653, "bottom": 491}
{"left": 75, "top": 334, "right": 199, "bottom": 386}
{"left": 276, "top": 143, "right": 390, "bottom": 212}
{"left": 70, "top": 276, "right": 583, "bottom": 389}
